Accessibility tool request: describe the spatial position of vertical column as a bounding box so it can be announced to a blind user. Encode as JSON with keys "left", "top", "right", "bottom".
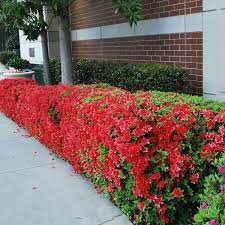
{"left": 203, "top": 0, "right": 219, "bottom": 99}
{"left": 203, "top": 0, "right": 225, "bottom": 100}
{"left": 217, "top": 0, "right": 225, "bottom": 100}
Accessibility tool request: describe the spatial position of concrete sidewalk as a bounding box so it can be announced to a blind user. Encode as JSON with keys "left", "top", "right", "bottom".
{"left": 0, "top": 113, "right": 133, "bottom": 225}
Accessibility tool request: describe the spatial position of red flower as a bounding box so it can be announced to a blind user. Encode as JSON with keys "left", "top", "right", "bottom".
{"left": 171, "top": 188, "right": 184, "bottom": 198}
{"left": 190, "top": 173, "right": 199, "bottom": 184}
{"left": 137, "top": 201, "right": 145, "bottom": 211}
{"left": 106, "top": 184, "right": 114, "bottom": 193}
{"left": 157, "top": 179, "right": 168, "bottom": 190}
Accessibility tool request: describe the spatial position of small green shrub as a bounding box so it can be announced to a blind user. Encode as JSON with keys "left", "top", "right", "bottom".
{"left": 194, "top": 153, "right": 225, "bottom": 225}
{"left": 8, "top": 56, "right": 30, "bottom": 71}
{"left": 0, "top": 51, "right": 18, "bottom": 65}
{"left": 50, "top": 58, "right": 192, "bottom": 93}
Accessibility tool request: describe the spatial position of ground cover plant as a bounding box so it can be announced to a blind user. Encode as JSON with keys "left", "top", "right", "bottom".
{"left": 194, "top": 153, "right": 225, "bottom": 225}
{"left": 0, "top": 79, "right": 225, "bottom": 225}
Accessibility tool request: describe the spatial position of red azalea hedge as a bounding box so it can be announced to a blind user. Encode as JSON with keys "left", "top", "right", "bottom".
{"left": 0, "top": 79, "right": 225, "bottom": 225}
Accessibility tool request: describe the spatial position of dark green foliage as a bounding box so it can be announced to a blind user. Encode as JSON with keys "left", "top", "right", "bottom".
{"left": 0, "top": 51, "right": 18, "bottom": 65}
{"left": 50, "top": 58, "right": 191, "bottom": 93}
{"left": 50, "top": 57, "right": 61, "bottom": 83}
{"left": 7, "top": 56, "right": 30, "bottom": 71}
{"left": 112, "top": 0, "right": 142, "bottom": 26}
{"left": 6, "top": 31, "right": 20, "bottom": 51}
{"left": 0, "top": 0, "right": 47, "bottom": 41}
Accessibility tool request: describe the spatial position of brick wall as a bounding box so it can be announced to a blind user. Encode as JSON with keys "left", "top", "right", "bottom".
{"left": 70, "top": 0, "right": 202, "bottom": 30}
{"left": 72, "top": 32, "right": 203, "bottom": 94}
{"left": 70, "top": 0, "right": 203, "bottom": 95}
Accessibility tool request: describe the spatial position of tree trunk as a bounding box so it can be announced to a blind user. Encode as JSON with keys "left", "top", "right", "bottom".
{"left": 40, "top": 30, "right": 52, "bottom": 85}
{"left": 38, "top": 6, "right": 52, "bottom": 85}
{"left": 59, "top": 11, "right": 73, "bottom": 85}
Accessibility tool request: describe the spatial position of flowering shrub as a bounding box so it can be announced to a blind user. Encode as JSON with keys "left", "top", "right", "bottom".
{"left": 0, "top": 79, "right": 225, "bottom": 225}
{"left": 194, "top": 153, "right": 225, "bottom": 225}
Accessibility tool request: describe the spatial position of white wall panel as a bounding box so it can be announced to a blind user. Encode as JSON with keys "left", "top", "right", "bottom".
{"left": 20, "top": 42, "right": 43, "bottom": 65}
{"left": 203, "top": 10, "right": 218, "bottom": 95}
{"left": 185, "top": 13, "right": 203, "bottom": 32}
{"left": 203, "top": 0, "right": 225, "bottom": 100}
{"left": 203, "top": 0, "right": 217, "bottom": 11}
{"left": 102, "top": 23, "right": 135, "bottom": 39}
{"left": 71, "top": 13, "right": 203, "bottom": 41}
{"left": 217, "top": 8, "right": 225, "bottom": 100}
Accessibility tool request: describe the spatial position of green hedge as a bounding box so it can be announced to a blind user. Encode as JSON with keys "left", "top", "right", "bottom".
{"left": 0, "top": 51, "right": 18, "bottom": 65}
{"left": 50, "top": 58, "right": 192, "bottom": 93}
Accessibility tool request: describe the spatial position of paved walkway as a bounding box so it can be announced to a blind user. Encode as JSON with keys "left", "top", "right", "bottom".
{"left": 0, "top": 63, "right": 8, "bottom": 80}
{"left": 0, "top": 113, "right": 132, "bottom": 225}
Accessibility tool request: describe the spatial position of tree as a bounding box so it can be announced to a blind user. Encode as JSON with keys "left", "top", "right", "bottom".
{"left": 46, "top": 0, "right": 73, "bottom": 84}
{"left": 0, "top": 0, "right": 52, "bottom": 84}
{"left": 46, "top": 0, "right": 142, "bottom": 85}
{"left": 1, "top": 0, "right": 142, "bottom": 85}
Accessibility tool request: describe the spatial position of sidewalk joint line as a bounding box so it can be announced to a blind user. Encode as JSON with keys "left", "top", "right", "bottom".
{"left": 0, "top": 162, "right": 54, "bottom": 175}
{"left": 98, "top": 213, "right": 123, "bottom": 225}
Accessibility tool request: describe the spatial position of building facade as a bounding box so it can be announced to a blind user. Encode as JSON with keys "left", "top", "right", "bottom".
{"left": 20, "top": 0, "right": 225, "bottom": 100}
